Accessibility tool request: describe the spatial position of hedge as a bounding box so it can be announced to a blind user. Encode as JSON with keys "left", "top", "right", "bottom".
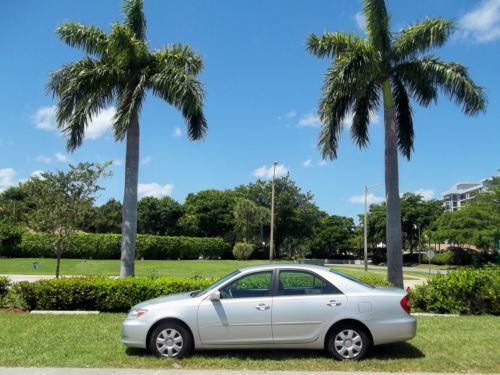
{"left": 0, "top": 232, "right": 229, "bottom": 260}
{"left": 410, "top": 266, "right": 499, "bottom": 315}
{"left": 14, "top": 276, "right": 215, "bottom": 312}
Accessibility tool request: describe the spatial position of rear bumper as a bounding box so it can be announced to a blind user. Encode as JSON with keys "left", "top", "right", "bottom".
{"left": 121, "top": 319, "right": 149, "bottom": 349}
{"left": 369, "top": 315, "right": 417, "bottom": 345}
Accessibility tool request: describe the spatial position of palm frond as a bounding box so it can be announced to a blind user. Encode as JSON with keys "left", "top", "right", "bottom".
{"left": 391, "top": 75, "right": 414, "bottom": 159}
{"left": 351, "top": 82, "right": 380, "bottom": 149}
{"left": 306, "top": 32, "right": 364, "bottom": 59}
{"left": 416, "top": 57, "right": 486, "bottom": 115}
{"left": 153, "top": 44, "right": 204, "bottom": 75}
{"left": 363, "top": 0, "right": 391, "bottom": 56}
{"left": 113, "top": 72, "right": 148, "bottom": 140}
{"left": 393, "top": 62, "right": 438, "bottom": 106}
{"left": 123, "top": 0, "right": 146, "bottom": 40}
{"left": 56, "top": 22, "right": 108, "bottom": 57}
{"left": 393, "top": 18, "right": 455, "bottom": 61}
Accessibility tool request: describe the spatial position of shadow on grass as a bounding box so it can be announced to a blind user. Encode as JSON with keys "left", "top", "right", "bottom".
{"left": 126, "top": 341, "right": 424, "bottom": 361}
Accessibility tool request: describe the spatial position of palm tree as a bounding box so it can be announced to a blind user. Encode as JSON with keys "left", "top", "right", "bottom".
{"left": 48, "top": 0, "right": 207, "bottom": 277}
{"left": 307, "top": 0, "right": 485, "bottom": 287}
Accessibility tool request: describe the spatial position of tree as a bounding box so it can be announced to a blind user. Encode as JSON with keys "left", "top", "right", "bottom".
{"left": 233, "top": 198, "right": 269, "bottom": 243}
{"left": 84, "top": 198, "right": 123, "bottom": 234}
{"left": 309, "top": 215, "right": 355, "bottom": 259}
{"left": 48, "top": 0, "right": 207, "bottom": 277}
{"left": 26, "top": 163, "right": 109, "bottom": 278}
{"left": 307, "top": 0, "right": 485, "bottom": 287}
{"left": 137, "top": 196, "right": 183, "bottom": 235}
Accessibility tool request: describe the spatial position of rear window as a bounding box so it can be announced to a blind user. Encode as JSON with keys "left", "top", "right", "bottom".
{"left": 330, "top": 270, "right": 375, "bottom": 289}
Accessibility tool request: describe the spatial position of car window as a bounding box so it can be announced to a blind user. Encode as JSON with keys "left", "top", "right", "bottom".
{"left": 220, "top": 271, "right": 273, "bottom": 299}
{"left": 278, "top": 271, "right": 341, "bottom": 296}
{"left": 330, "top": 270, "right": 375, "bottom": 289}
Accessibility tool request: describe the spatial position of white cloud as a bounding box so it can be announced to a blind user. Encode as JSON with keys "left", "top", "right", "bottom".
{"left": 414, "top": 188, "right": 435, "bottom": 200}
{"left": 172, "top": 127, "right": 182, "bottom": 138}
{"left": 141, "top": 156, "right": 152, "bottom": 165}
{"left": 31, "top": 170, "right": 45, "bottom": 179}
{"left": 459, "top": 0, "right": 500, "bottom": 43}
{"left": 355, "top": 11, "right": 366, "bottom": 31}
{"left": 298, "top": 114, "right": 322, "bottom": 128}
{"left": 302, "top": 159, "right": 313, "bottom": 168}
{"left": 0, "top": 168, "right": 18, "bottom": 191}
{"left": 33, "top": 105, "right": 115, "bottom": 140}
{"left": 54, "top": 152, "right": 69, "bottom": 163}
{"left": 252, "top": 164, "right": 289, "bottom": 179}
{"left": 279, "top": 110, "right": 297, "bottom": 120}
{"left": 138, "top": 183, "right": 174, "bottom": 198}
{"left": 318, "top": 160, "right": 327, "bottom": 167}
{"left": 85, "top": 107, "right": 115, "bottom": 139}
{"left": 33, "top": 105, "right": 57, "bottom": 130}
{"left": 112, "top": 159, "right": 123, "bottom": 167}
{"left": 35, "top": 155, "right": 52, "bottom": 164}
{"left": 349, "top": 193, "right": 385, "bottom": 204}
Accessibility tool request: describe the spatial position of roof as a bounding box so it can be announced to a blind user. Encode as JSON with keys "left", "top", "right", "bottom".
{"left": 238, "top": 263, "right": 329, "bottom": 273}
{"left": 441, "top": 181, "right": 485, "bottom": 196}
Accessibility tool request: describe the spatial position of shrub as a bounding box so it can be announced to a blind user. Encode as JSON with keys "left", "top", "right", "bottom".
{"left": 0, "top": 219, "right": 24, "bottom": 256}
{"left": 0, "top": 276, "right": 10, "bottom": 300}
{"left": 422, "top": 252, "right": 454, "bottom": 265}
{"left": 410, "top": 266, "right": 499, "bottom": 315}
{"left": 356, "top": 274, "right": 392, "bottom": 286}
{"left": 13, "top": 276, "right": 215, "bottom": 312}
{"left": 233, "top": 242, "right": 254, "bottom": 260}
{"left": 2, "top": 232, "right": 228, "bottom": 260}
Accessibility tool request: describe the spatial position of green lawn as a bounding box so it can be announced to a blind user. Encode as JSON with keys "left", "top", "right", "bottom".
{"left": 0, "top": 312, "right": 498, "bottom": 372}
{"left": 0, "top": 258, "right": 421, "bottom": 280}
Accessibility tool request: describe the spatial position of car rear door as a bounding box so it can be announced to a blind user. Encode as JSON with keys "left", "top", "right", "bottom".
{"left": 271, "top": 270, "right": 347, "bottom": 344}
{"left": 197, "top": 271, "right": 274, "bottom": 345}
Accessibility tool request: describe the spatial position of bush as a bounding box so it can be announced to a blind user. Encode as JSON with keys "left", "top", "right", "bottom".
{"left": 1, "top": 232, "right": 228, "bottom": 260}
{"left": 232, "top": 242, "right": 254, "bottom": 260}
{"left": 13, "top": 276, "right": 215, "bottom": 312}
{"left": 410, "top": 266, "right": 499, "bottom": 315}
{"left": 0, "top": 276, "right": 10, "bottom": 300}
{"left": 0, "top": 219, "right": 24, "bottom": 256}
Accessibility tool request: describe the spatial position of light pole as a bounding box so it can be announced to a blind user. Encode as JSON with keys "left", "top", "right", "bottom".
{"left": 364, "top": 183, "right": 382, "bottom": 272}
{"left": 269, "top": 161, "right": 278, "bottom": 262}
{"left": 414, "top": 223, "right": 421, "bottom": 264}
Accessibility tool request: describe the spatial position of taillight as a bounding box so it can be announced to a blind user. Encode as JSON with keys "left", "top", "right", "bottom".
{"left": 400, "top": 294, "right": 411, "bottom": 314}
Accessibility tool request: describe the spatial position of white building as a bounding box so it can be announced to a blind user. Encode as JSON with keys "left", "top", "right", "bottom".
{"left": 441, "top": 179, "right": 492, "bottom": 212}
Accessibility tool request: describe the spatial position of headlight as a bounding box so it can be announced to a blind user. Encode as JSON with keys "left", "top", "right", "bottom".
{"left": 126, "top": 309, "right": 147, "bottom": 319}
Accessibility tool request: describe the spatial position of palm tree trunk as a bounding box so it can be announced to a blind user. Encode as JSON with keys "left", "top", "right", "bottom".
{"left": 382, "top": 80, "right": 404, "bottom": 288}
{"left": 120, "top": 114, "right": 140, "bottom": 277}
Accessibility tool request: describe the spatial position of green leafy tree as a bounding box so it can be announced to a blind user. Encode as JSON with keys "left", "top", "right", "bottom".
{"left": 26, "top": 163, "right": 109, "bottom": 278}
{"left": 309, "top": 215, "right": 355, "bottom": 258}
{"left": 233, "top": 198, "right": 269, "bottom": 243}
{"left": 137, "top": 196, "right": 183, "bottom": 235}
{"left": 0, "top": 185, "right": 32, "bottom": 224}
{"left": 84, "top": 198, "right": 123, "bottom": 234}
{"left": 307, "top": 0, "right": 486, "bottom": 287}
{"left": 48, "top": 0, "right": 207, "bottom": 276}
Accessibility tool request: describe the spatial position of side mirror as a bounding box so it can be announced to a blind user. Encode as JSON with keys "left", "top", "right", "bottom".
{"left": 210, "top": 291, "right": 221, "bottom": 301}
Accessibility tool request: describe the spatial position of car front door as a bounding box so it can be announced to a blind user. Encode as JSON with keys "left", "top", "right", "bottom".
{"left": 197, "top": 271, "right": 274, "bottom": 345}
{"left": 271, "top": 270, "right": 347, "bottom": 344}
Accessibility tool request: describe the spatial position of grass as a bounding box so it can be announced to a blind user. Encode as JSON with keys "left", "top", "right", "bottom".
{"left": 0, "top": 258, "right": 421, "bottom": 280}
{"left": 0, "top": 312, "right": 498, "bottom": 372}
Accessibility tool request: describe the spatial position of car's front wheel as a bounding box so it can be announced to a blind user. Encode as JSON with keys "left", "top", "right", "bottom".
{"left": 326, "top": 324, "right": 370, "bottom": 360}
{"left": 149, "top": 322, "right": 193, "bottom": 358}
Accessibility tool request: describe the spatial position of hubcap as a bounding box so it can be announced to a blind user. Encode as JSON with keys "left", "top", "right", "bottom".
{"left": 156, "top": 328, "right": 183, "bottom": 357}
{"left": 334, "top": 329, "right": 363, "bottom": 359}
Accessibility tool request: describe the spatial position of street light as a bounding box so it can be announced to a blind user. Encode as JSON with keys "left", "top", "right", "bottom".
{"left": 269, "top": 161, "right": 278, "bottom": 262}
{"left": 364, "top": 183, "right": 382, "bottom": 272}
{"left": 413, "top": 223, "right": 421, "bottom": 264}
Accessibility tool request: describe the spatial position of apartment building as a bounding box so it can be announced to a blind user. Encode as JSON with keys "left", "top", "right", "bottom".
{"left": 441, "top": 179, "right": 492, "bottom": 212}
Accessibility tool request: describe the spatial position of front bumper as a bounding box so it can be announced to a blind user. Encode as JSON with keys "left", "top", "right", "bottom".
{"left": 121, "top": 318, "right": 149, "bottom": 349}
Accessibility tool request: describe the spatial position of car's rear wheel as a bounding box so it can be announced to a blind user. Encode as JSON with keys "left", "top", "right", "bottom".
{"left": 149, "top": 322, "right": 193, "bottom": 358}
{"left": 326, "top": 324, "right": 370, "bottom": 360}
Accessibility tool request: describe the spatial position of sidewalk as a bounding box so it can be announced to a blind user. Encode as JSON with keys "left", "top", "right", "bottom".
{"left": 0, "top": 369, "right": 479, "bottom": 375}
{"left": 327, "top": 263, "right": 449, "bottom": 275}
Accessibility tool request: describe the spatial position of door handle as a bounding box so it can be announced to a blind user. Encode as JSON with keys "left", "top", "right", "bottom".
{"left": 327, "top": 300, "right": 342, "bottom": 307}
{"left": 256, "top": 304, "right": 271, "bottom": 310}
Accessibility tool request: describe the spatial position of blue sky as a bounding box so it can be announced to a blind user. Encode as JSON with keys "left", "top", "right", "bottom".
{"left": 1, "top": 0, "right": 499, "bottom": 219}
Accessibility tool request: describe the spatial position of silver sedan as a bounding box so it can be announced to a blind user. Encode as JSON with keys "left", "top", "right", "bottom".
{"left": 122, "top": 264, "right": 416, "bottom": 360}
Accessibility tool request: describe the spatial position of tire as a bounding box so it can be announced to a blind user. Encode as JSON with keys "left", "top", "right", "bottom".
{"left": 148, "top": 322, "right": 193, "bottom": 358}
{"left": 326, "top": 324, "right": 370, "bottom": 360}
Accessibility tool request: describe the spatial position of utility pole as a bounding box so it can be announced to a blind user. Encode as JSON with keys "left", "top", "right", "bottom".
{"left": 269, "top": 161, "right": 278, "bottom": 262}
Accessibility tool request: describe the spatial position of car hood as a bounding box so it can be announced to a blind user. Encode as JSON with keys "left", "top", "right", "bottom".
{"left": 133, "top": 292, "right": 195, "bottom": 309}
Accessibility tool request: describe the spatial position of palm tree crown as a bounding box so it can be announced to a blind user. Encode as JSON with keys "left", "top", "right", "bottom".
{"left": 48, "top": 0, "right": 207, "bottom": 276}
{"left": 307, "top": 0, "right": 486, "bottom": 287}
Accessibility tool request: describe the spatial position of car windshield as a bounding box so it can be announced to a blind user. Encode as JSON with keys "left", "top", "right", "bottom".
{"left": 330, "top": 270, "right": 375, "bottom": 289}
{"left": 191, "top": 270, "right": 241, "bottom": 297}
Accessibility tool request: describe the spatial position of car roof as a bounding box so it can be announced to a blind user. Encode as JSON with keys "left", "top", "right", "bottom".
{"left": 239, "top": 263, "right": 330, "bottom": 273}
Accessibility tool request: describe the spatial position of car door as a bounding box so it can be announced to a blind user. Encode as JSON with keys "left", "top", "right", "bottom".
{"left": 271, "top": 270, "right": 347, "bottom": 344}
{"left": 197, "top": 271, "right": 274, "bottom": 345}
